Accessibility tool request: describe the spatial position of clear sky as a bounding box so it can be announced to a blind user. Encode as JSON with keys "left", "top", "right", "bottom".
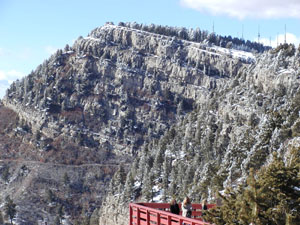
{"left": 1, "top": 0, "right": 300, "bottom": 98}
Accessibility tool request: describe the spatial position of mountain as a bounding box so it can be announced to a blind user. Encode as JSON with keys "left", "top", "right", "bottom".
{"left": 0, "top": 22, "right": 299, "bottom": 224}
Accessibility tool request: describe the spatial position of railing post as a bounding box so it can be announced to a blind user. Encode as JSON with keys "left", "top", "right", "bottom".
{"left": 167, "top": 215, "right": 171, "bottom": 225}
{"left": 157, "top": 212, "right": 160, "bottom": 225}
{"left": 129, "top": 204, "right": 133, "bottom": 225}
{"left": 147, "top": 210, "right": 150, "bottom": 225}
{"left": 137, "top": 208, "right": 140, "bottom": 225}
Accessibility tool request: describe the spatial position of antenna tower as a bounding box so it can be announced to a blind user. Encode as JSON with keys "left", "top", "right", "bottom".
{"left": 242, "top": 24, "right": 244, "bottom": 40}
{"left": 258, "top": 25, "right": 260, "bottom": 43}
{"left": 284, "top": 24, "right": 287, "bottom": 44}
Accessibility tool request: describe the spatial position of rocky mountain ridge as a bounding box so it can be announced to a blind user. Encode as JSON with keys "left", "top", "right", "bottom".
{"left": 2, "top": 23, "right": 254, "bottom": 162}
{"left": 97, "top": 26, "right": 300, "bottom": 225}
{"left": 0, "top": 22, "right": 299, "bottom": 224}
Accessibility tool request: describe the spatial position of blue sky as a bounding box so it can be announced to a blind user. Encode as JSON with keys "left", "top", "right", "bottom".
{"left": 1, "top": 0, "right": 300, "bottom": 98}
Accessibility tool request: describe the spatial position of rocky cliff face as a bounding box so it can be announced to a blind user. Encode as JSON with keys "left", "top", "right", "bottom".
{"left": 0, "top": 23, "right": 299, "bottom": 224}
{"left": 97, "top": 26, "right": 300, "bottom": 225}
{"left": 3, "top": 23, "right": 252, "bottom": 162}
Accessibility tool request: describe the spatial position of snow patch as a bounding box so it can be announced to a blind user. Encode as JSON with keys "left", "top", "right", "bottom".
{"left": 211, "top": 46, "right": 256, "bottom": 63}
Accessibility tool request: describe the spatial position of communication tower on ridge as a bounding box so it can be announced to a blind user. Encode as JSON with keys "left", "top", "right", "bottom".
{"left": 258, "top": 25, "right": 260, "bottom": 43}
{"left": 284, "top": 24, "right": 287, "bottom": 44}
{"left": 242, "top": 24, "right": 244, "bottom": 40}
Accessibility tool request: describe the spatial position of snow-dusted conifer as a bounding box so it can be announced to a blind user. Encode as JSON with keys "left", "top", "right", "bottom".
{"left": 123, "top": 172, "right": 135, "bottom": 202}
{"left": 142, "top": 164, "right": 154, "bottom": 201}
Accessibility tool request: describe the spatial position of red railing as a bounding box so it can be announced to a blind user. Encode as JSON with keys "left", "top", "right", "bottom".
{"left": 129, "top": 202, "right": 215, "bottom": 225}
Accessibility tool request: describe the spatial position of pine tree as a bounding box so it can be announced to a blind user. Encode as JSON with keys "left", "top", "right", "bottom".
{"left": 123, "top": 172, "right": 135, "bottom": 202}
{"left": 136, "top": 150, "right": 149, "bottom": 184}
{"left": 89, "top": 208, "right": 99, "bottom": 225}
{"left": 161, "top": 155, "right": 170, "bottom": 201}
{"left": 204, "top": 151, "right": 300, "bottom": 225}
{"left": 47, "top": 189, "right": 56, "bottom": 203}
{"left": 57, "top": 204, "right": 64, "bottom": 221}
{"left": 205, "top": 188, "right": 239, "bottom": 224}
{"left": 79, "top": 205, "right": 90, "bottom": 225}
{"left": 257, "top": 152, "right": 300, "bottom": 224}
{"left": 237, "top": 169, "right": 263, "bottom": 224}
{"left": 0, "top": 210, "right": 4, "bottom": 224}
{"left": 182, "top": 164, "right": 194, "bottom": 193}
{"left": 176, "top": 162, "right": 186, "bottom": 198}
{"left": 108, "top": 176, "right": 117, "bottom": 196}
{"left": 110, "top": 164, "right": 126, "bottom": 196}
{"left": 1, "top": 166, "right": 10, "bottom": 183}
{"left": 152, "top": 145, "right": 165, "bottom": 178}
{"left": 194, "top": 118, "right": 203, "bottom": 145}
{"left": 116, "top": 164, "right": 126, "bottom": 186}
{"left": 63, "top": 172, "right": 70, "bottom": 186}
{"left": 4, "top": 196, "right": 17, "bottom": 225}
{"left": 130, "top": 158, "right": 139, "bottom": 178}
{"left": 168, "top": 168, "right": 178, "bottom": 198}
{"left": 54, "top": 216, "right": 61, "bottom": 225}
{"left": 142, "top": 165, "right": 154, "bottom": 201}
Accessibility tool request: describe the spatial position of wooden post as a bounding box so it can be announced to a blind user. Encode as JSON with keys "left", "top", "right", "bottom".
{"left": 157, "top": 212, "right": 161, "bottom": 225}
{"left": 147, "top": 210, "right": 150, "bottom": 225}
{"left": 129, "top": 204, "right": 133, "bottom": 225}
{"left": 167, "top": 215, "right": 171, "bottom": 225}
{"left": 137, "top": 208, "right": 140, "bottom": 225}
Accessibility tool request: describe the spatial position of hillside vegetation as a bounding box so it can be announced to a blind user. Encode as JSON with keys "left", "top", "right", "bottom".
{"left": 0, "top": 22, "right": 299, "bottom": 224}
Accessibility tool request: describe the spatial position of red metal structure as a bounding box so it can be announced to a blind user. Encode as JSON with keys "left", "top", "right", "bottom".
{"left": 129, "top": 202, "right": 215, "bottom": 225}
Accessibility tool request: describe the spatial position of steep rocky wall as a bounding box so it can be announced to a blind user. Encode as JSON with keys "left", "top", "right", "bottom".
{"left": 97, "top": 33, "right": 300, "bottom": 224}
{"left": 3, "top": 24, "right": 252, "bottom": 161}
